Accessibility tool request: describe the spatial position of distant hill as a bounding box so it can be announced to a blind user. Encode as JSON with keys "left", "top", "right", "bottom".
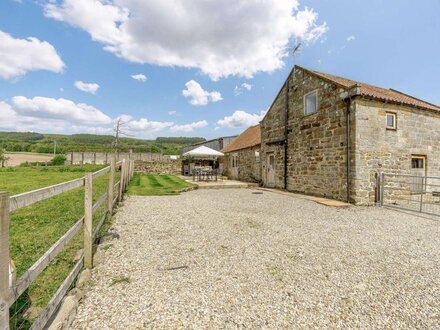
{"left": 0, "top": 131, "right": 206, "bottom": 155}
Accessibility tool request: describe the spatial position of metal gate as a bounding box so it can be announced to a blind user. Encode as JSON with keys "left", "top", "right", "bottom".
{"left": 378, "top": 173, "right": 440, "bottom": 216}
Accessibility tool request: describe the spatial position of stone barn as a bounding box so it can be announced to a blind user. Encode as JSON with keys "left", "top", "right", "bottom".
{"left": 222, "top": 125, "right": 261, "bottom": 183}
{"left": 260, "top": 65, "right": 440, "bottom": 205}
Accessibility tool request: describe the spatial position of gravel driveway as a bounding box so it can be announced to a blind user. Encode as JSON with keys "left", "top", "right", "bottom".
{"left": 71, "top": 189, "right": 440, "bottom": 329}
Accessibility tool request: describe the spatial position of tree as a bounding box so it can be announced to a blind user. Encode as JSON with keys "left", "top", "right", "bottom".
{"left": 0, "top": 149, "right": 9, "bottom": 168}
{"left": 112, "top": 118, "right": 131, "bottom": 150}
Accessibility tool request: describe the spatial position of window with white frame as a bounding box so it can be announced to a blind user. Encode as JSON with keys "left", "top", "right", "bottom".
{"left": 304, "top": 90, "right": 318, "bottom": 115}
{"left": 255, "top": 151, "right": 260, "bottom": 162}
{"left": 411, "top": 156, "right": 425, "bottom": 169}
{"left": 386, "top": 113, "right": 397, "bottom": 130}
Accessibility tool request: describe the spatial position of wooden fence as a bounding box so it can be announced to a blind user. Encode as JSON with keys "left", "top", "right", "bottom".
{"left": 0, "top": 157, "right": 135, "bottom": 330}
{"left": 67, "top": 151, "right": 172, "bottom": 165}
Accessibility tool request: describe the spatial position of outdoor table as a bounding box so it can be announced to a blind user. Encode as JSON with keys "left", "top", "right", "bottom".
{"left": 192, "top": 168, "right": 218, "bottom": 181}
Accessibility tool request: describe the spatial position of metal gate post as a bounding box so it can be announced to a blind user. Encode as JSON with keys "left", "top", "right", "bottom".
{"left": 380, "top": 173, "right": 385, "bottom": 206}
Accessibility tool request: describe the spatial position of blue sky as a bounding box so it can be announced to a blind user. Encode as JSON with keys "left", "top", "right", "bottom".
{"left": 0, "top": 0, "right": 439, "bottom": 140}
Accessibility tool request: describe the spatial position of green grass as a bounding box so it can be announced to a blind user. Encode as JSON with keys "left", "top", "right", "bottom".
{"left": 127, "top": 174, "right": 192, "bottom": 196}
{"left": 0, "top": 165, "right": 120, "bottom": 329}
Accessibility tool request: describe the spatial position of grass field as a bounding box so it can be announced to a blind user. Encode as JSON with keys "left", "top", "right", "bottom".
{"left": 0, "top": 165, "right": 119, "bottom": 329}
{"left": 127, "top": 174, "right": 193, "bottom": 196}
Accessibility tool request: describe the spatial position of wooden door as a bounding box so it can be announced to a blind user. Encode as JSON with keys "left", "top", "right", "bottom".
{"left": 266, "top": 153, "right": 275, "bottom": 187}
{"left": 230, "top": 154, "right": 238, "bottom": 179}
{"left": 411, "top": 156, "right": 426, "bottom": 193}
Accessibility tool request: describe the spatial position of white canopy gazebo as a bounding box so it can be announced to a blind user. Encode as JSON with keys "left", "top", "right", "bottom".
{"left": 182, "top": 146, "right": 224, "bottom": 177}
{"left": 182, "top": 145, "right": 224, "bottom": 158}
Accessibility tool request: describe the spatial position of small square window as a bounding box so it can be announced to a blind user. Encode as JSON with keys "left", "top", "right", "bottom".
{"left": 304, "top": 90, "right": 318, "bottom": 115}
{"left": 411, "top": 157, "right": 425, "bottom": 169}
{"left": 386, "top": 113, "right": 396, "bottom": 129}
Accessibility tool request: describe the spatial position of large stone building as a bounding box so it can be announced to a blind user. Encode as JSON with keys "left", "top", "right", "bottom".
{"left": 260, "top": 65, "right": 440, "bottom": 205}
{"left": 222, "top": 125, "right": 261, "bottom": 182}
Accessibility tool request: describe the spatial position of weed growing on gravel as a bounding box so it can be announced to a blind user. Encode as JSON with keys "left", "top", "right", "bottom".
{"left": 110, "top": 276, "right": 131, "bottom": 286}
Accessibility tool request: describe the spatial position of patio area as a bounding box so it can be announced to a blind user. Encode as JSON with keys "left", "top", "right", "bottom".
{"left": 182, "top": 176, "right": 257, "bottom": 189}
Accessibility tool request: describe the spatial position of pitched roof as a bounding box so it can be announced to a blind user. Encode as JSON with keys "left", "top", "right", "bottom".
{"left": 222, "top": 125, "right": 261, "bottom": 153}
{"left": 298, "top": 66, "right": 440, "bottom": 112}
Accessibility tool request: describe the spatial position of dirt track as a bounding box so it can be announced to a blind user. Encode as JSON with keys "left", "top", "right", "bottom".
{"left": 4, "top": 153, "right": 53, "bottom": 167}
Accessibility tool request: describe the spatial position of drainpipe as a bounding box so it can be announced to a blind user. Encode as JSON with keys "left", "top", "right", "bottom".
{"left": 345, "top": 97, "right": 352, "bottom": 203}
{"left": 284, "top": 77, "right": 289, "bottom": 190}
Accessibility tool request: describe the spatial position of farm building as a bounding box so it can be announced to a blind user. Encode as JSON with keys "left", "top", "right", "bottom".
{"left": 180, "top": 135, "right": 238, "bottom": 154}
{"left": 260, "top": 65, "right": 440, "bottom": 205}
{"left": 222, "top": 125, "right": 261, "bottom": 183}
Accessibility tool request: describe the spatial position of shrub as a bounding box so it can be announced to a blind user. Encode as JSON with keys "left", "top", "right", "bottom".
{"left": 50, "top": 155, "right": 67, "bottom": 166}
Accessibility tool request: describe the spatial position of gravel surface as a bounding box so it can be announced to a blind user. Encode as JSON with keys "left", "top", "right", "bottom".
{"left": 71, "top": 189, "right": 440, "bottom": 329}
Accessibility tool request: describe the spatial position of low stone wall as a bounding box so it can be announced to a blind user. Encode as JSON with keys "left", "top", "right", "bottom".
{"left": 134, "top": 160, "right": 181, "bottom": 175}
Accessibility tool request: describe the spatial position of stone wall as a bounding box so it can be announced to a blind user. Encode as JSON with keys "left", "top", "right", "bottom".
{"left": 223, "top": 146, "right": 261, "bottom": 183}
{"left": 261, "top": 67, "right": 351, "bottom": 201}
{"left": 134, "top": 159, "right": 181, "bottom": 175}
{"left": 352, "top": 99, "right": 440, "bottom": 205}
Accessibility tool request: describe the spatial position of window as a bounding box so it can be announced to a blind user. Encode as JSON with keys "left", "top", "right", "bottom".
{"left": 231, "top": 154, "right": 239, "bottom": 168}
{"left": 255, "top": 151, "right": 260, "bottom": 162}
{"left": 411, "top": 157, "right": 425, "bottom": 169}
{"left": 304, "top": 90, "right": 318, "bottom": 115}
{"left": 386, "top": 113, "right": 397, "bottom": 130}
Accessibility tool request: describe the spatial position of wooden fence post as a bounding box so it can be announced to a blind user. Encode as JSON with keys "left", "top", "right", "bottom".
{"left": 108, "top": 157, "right": 115, "bottom": 216}
{"left": 119, "top": 159, "right": 126, "bottom": 202}
{"left": 131, "top": 160, "right": 135, "bottom": 180}
{"left": 0, "top": 192, "right": 10, "bottom": 330}
{"left": 125, "top": 160, "right": 129, "bottom": 188}
{"left": 84, "top": 173, "right": 93, "bottom": 269}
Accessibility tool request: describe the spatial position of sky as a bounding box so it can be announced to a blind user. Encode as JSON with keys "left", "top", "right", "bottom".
{"left": 0, "top": 0, "right": 439, "bottom": 140}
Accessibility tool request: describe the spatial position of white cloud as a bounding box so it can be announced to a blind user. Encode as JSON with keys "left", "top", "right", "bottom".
{"left": 0, "top": 97, "right": 112, "bottom": 133}
{"left": 234, "top": 83, "right": 253, "bottom": 96}
{"left": 347, "top": 35, "right": 356, "bottom": 42}
{"left": 170, "top": 120, "right": 208, "bottom": 132}
{"left": 74, "top": 80, "right": 100, "bottom": 94}
{"left": 0, "top": 96, "right": 206, "bottom": 137}
{"left": 44, "top": 0, "right": 327, "bottom": 80}
{"left": 11, "top": 96, "right": 112, "bottom": 125}
{"left": 131, "top": 74, "right": 147, "bottom": 82}
{"left": 168, "top": 111, "right": 177, "bottom": 115}
{"left": 125, "top": 118, "right": 173, "bottom": 132}
{"left": 182, "top": 80, "right": 222, "bottom": 106}
{"left": 217, "top": 110, "right": 265, "bottom": 128}
{"left": 242, "top": 83, "right": 252, "bottom": 91}
{"left": 0, "top": 30, "right": 65, "bottom": 79}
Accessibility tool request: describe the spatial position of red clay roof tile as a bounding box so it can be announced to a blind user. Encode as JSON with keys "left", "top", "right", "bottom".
{"left": 298, "top": 66, "right": 440, "bottom": 112}
{"left": 222, "top": 125, "right": 261, "bottom": 153}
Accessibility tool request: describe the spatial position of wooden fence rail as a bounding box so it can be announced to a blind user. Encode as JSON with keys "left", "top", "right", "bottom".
{"left": 0, "top": 157, "right": 135, "bottom": 330}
